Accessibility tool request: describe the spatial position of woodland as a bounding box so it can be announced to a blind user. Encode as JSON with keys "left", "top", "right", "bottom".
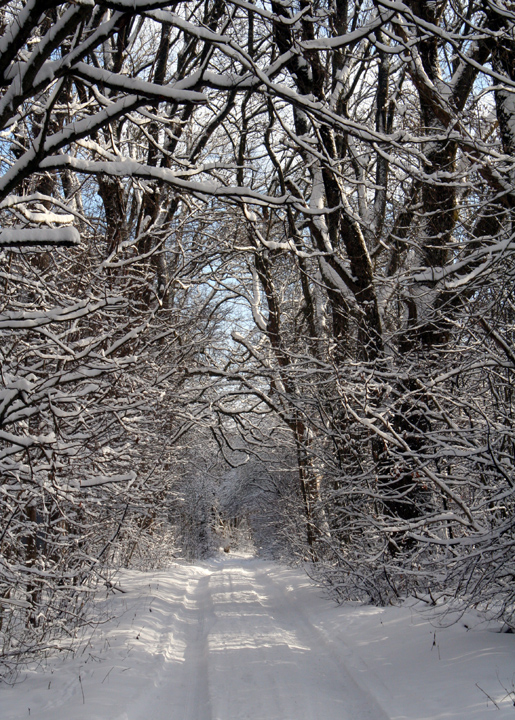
{"left": 0, "top": 0, "right": 514, "bottom": 676}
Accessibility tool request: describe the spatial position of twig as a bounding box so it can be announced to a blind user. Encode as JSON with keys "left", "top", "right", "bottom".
{"left": 476, "top": 683, "right": 500, "bottom": 709}
{"left": 102, "top": 667, "right": 114, "bottom": 684}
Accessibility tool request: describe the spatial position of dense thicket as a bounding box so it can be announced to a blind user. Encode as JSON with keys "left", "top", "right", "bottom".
{"left": 1, "top": 0, "right": 514, "bottom": 674}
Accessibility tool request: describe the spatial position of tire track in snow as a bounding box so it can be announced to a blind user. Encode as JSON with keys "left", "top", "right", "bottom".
{"left": 252, "top": 563, "right": 391, "bottom": 720}
{"left": 64, "top": 558, "right": 391, "bottom": 720}
{"left": 182, "top": 573, "right": 216, "bottom": 720}
{"left": 200, "top": 558, "right": 391, "bottom": 720}
{"left": 115, "top": 569, "right": 216, "bottom": 720}
{"left": 205, "top": 563, "right": 292, "bottom": 720}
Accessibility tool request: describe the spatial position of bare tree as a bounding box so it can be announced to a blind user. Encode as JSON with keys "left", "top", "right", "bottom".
{"left": 2, "top": 0, "right": 515, "bottom": 672}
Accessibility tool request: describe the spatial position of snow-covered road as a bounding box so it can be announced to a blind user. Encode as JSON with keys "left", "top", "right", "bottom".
{"left": 143, "top": 557, "right": 388, "bottom": 720}
{"left": 3, "top": 554, "right": 515, "bottom": 720}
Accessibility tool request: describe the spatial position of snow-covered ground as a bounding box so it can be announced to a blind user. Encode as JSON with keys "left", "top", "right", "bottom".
{"left": 2, "top": 553, "right": 514, "bottom": 719}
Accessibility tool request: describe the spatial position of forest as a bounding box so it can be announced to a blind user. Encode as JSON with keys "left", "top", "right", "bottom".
{"left": 0, "top": 0, "right": 514, "bottom": 677}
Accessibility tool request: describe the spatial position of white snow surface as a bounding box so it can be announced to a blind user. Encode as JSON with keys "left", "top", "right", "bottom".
{"left": 2, "top": 554, "right": 514, "bottom": 720}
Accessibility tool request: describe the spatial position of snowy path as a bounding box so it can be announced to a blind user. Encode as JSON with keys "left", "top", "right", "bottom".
{"left": 3, "top": 554, "right": 515, "bottom": 720}
{"left": 155, "top": 558, "right": 388, "bottom": 720}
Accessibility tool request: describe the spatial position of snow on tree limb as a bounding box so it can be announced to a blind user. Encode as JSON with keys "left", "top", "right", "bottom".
{"left": 71, "top": 63, "right": 207, "bottom": 104}
{"left": 39, "top": 156, "right": 291, "bottom": 207}
{"left": 0, "top": 227, "right": 80, "bottom": 248}
{"left": 81, "top": 472, "right": 137, "bottom": 488}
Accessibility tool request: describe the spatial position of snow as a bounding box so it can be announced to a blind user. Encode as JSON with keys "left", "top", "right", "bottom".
{"left": 80, "top": 471, "right": 137, "bottom": 488}
{"left": 37, "top": 156, "right": 290, "bottom": 208}
{"left": 2, "top": 554, "right": 514, "bottom": 720}
{"left": 72, "top": 63, "right": 207, "bottom": 104}
{"left": 0, "top": 227, "right": 80, "bottom": 248}
{"left": 299, "top": 12, "right": 395, "bottom": 51}
{"left": 249, "top": 267, "right": 268, "bottom": 332}
{"left": 0, "top": 1, "right": 40, "bottom": 65}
